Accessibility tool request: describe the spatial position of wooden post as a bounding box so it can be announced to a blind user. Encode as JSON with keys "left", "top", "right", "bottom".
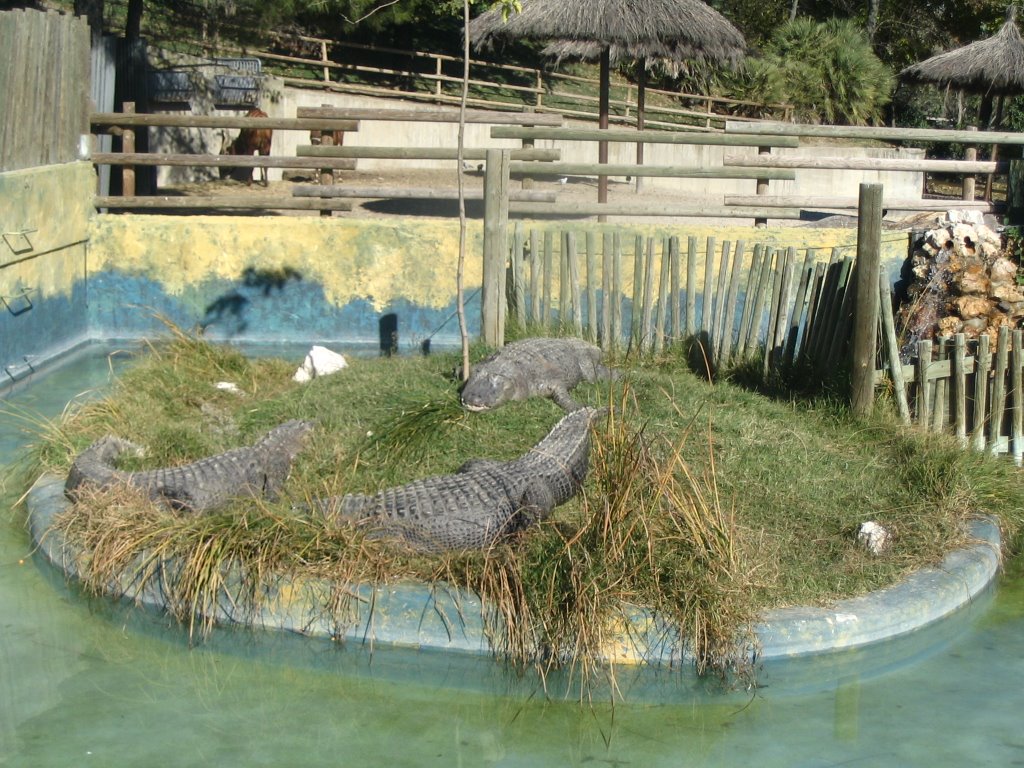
{"left": 318, "top": 103, "right": 334, "bottom": 217}
{"left": 122, "top": 101, "right": 136, "bottom": 196}
{"left": 598, "top": 47, "right": 610, "bottom": 217}
{"left": 482, "top": 149, "right": 511, "bottom": 346}
{"left": 754, "top": 145, "right": 770, "bottom": 228}
{"left": 880, "top": 272, "right": 912, "bottom": 424}
{"left": 963, "top": 126, "right": 977, "bottom": 201}
{"left": 321, "top": 41, "right": 331, "bottom": 83}
{"left": 851, "top": 183, "right": 883, "bottom": 417}
{"left": 635, "top": 62, "right": 646, "bottom": 193}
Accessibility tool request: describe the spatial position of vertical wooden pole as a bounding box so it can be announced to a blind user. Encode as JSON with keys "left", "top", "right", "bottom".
{"left": 718, "top": 240, "right": 746, "bottom": 368}
{"left": 635, "top": 62, "right": 646, "bottom": 193}
{"left": 321, "top": 41, "right": 331, "bottom": 82}
{"left": 880, "top": 273, "right": 912, "bottom": 425}
{"left": 561, "top": 231, "right": 573, "bottom": 330}
{"left": 601, "top": 232, "right": 613, "bottom": 350}
{"left": 972, "top": 334, "right": 992, "bottom": 452}
{"left": 529, "top": 228, "right": 540, "bottom": 324}
{"left": 612, "top": 232, "right": 623, "bottom": 351}
{"left": 754, "top": 145, "right": 770, "bottom": 228}
{"left": 319, "top": 104, "right": 335, "bottom": 217}
{"left": 655, "top": 237, "right": 671, "bottom": 353}
{"left": 952, "top": 333, "right": 968, "bottom": 443}
{"left": 712, "top": 241, "right": 732, "bottom": 356}
{"left": 481, "top": 148, "right": 510, "bottom": 346}
{"left": 510, "top": 221, "right": 525, "bottom": 327}
{"left": 917, "top": 340, "right": 933, "bottom": 429}
{"left": 669, "top": 236, "right": 681, "bottom": 342}
{"left": 631, "top": 235, "right": 644, "bottom": 348}
{"left": 1012, "top": 329, "right": 1023, "bottom": 465}
{"left": 685, "top": 236, "right": 697, "bottom": 336}
{"left": 851, "top": 183, "right": 883, "bottom": 417}
{"left": 963, "top": 126, "right": 977, "bottom": 201}
{"left": 989, "top": 325, "right": 1010, "bottom": 455}
{"left": 701, "top": 237, "right": 715, "bottom": 336}
{"left": 122, "top": 100, "right": 136, "bottom": 196}
{"left": 641, "top": 236, "right": 655, "bottom": 353}
{"left": 586, "top": 231, "right": 597, "bottom": 342}
{"left": 542, "top": 229, "right": 554, "bottom": 329}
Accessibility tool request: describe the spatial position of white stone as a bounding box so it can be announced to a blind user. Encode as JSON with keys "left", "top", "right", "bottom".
{"left": 214, "top": 381, "right": 243, "bottom": 394}
{"left": 947, "top": 209, "right": 984, "bottom": 226}
{"left": 293, "top": 345, "right": 348, "bottom": 382}
{"left": 857, "top": 521, "right": 890, "bottom": 555}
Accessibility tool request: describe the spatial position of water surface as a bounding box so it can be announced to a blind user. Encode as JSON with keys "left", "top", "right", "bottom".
{"left": 2, "top": 343, "right": 1021, "bottom": 767}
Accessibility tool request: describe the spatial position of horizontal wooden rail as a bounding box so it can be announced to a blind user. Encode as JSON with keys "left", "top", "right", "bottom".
{"left": 296, "top": 146, "right": 560, "bottom": 161}
{"left": 91, "top": 152, "right": 358, "bottom": 171}
{"left": 725, "top": 194, "right": 1002, "bottom": 211}
{"left": 508, "top": 201, "right": 802, "bottom": 219}
{"left": 725, "top": 120, "right": 1024, "bottom": 146}
{"left": 724, "top": 154, "right": 1006, "bottom": 174}
{"left": 297, "top": 106, "right": 562, "bottom": 126}
{"left": 95, "top": 196, "right": 353, "bottom": 211}
{"left": 292, "top": 185, "right": 556, "bottom": 202}
{"left": 508, "top": 161, "right": 797, "bottom": 180}
{"left": 490, "top": 126, "right": 801, "bottom": 147}
{"left": 90, "top": 113, "right": 360, "bottom": 132}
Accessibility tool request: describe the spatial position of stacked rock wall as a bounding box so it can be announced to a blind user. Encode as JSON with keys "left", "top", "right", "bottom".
{"left": 897, "top": 218, "right": 1022, "bottom": 359}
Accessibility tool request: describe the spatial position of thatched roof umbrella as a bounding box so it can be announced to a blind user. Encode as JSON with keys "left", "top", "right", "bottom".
{"left": 899, "top": 7, "right": 1024, "bottom": 126}
{"left": 469, "top": 0, "right": 746, "bottom": 203}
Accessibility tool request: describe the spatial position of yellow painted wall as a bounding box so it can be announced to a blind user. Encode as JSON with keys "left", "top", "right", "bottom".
{"left": 88, "top": 215, "right": 484, "bottom": 313}
{"left": 86, "top": 215, "right": 911, "bottom": 312}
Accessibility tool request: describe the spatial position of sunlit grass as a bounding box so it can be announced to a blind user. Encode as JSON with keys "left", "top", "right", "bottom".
{"left": 12, "top": 331, "right": 1024, "bottom": 694}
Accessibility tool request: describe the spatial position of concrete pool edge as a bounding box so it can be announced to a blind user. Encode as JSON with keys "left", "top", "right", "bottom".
{"left": 27, "top": 474, "right": 1001, "bottom": 665}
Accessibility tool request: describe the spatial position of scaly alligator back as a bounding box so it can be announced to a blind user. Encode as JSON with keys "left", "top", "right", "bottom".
{"left": 316, "top": 407, "right": 602, "bottom": 552}
{"left": 65, "top": 419, "right": 314, "bottom": 512}
{"left": 460, "top": 337, "right": 615, "bottom": 413}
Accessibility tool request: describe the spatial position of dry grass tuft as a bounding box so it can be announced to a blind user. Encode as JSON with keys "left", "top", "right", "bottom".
{"left": 435, "top": 386, "right": 758, "bottom": 698}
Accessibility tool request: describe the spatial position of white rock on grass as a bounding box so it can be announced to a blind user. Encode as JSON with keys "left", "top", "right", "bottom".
{"left": 293, "top": 345, "right": 348, "bottom": 382}
{"left": 857, "top": 521, "right": 891, "bottom": 555}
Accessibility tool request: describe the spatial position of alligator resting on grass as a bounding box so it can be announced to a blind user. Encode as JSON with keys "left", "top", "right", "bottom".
{"left": 314, "top": 407, "right": 604, "bottom": 553}
{"left": 460, "top": 337, "right": 616, "bottom": 413}
{"left": 65, "top": 419, "right": 314, "bottom": 512}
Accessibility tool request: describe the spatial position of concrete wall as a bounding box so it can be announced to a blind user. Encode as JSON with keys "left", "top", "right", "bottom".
{"left": 2, "top": 161, "right": 913, "bottom": 377}
{"left": 151, "top": 82, "right": 925, "bottom": 201}
{"left": 0, "top": 163, "right": 94, "bottom": 377}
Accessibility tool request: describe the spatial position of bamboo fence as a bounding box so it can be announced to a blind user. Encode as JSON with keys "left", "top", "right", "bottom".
{"left": 503, "top": 221, "right": 859, "bottom": 378}
{"left": 876, "top": 314, "right": 1024, "bottom": 464}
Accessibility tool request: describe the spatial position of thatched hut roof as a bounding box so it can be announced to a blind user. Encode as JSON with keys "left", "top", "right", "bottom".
{"left": 899, "top": 14, "right": 1024, "bottom": 95}
{"left": 468, "top": 0, "right": 745, "bottom": 67}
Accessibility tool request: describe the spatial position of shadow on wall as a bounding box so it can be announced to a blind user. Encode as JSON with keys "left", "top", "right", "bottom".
{"left": 202, "top": 266, "right": 303, "bottom": 334}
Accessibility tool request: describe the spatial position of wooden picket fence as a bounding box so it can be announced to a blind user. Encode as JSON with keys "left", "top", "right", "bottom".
{"left": 877, "top": 326, "right": 1024, "bottom": 463}
{"left": 503, "top": 221, "right": 859, "bottom": 377}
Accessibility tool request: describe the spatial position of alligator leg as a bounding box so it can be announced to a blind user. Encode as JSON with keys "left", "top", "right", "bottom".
{"left": 550, "top": 386, "right": 585, "bottom": 413}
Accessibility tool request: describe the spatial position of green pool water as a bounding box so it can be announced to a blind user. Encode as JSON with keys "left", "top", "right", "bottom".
{"left": 2, "top": 343, "right": 1022, "bottom": 767}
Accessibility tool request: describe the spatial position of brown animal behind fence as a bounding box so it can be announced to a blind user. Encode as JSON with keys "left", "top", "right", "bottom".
{"left": 220, "top": 108, "right": 273, "bottom": 186}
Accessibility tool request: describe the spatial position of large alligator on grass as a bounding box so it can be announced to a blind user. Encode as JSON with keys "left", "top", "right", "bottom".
{"left": 64, "top": 419, "right": 314, "bottom": 512}
{"left": 460, "top": 337, "right": 617, "bottom": 413}
{"left": 314, "top": 407, "right": 603, "bottom": 553}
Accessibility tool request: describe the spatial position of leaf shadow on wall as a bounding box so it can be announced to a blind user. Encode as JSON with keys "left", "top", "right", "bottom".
{"left": 202, "top": 266, "right": 303, "bottom": 335}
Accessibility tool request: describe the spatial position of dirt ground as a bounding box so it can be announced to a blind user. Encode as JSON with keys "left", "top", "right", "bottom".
{"left": 160, "top": 167, "right": 949, "bottom": 229}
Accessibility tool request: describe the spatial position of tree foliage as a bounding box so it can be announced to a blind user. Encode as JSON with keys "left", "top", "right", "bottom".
{"left": 710, "top": 17, "right": 894, "bottom": 124}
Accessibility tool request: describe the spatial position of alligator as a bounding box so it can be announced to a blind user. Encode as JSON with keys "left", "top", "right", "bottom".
{"left": 64, "top": 419, "right": 314, "bottom": 513}
{"left": 313, "top": 406, "right": 604, "bottom": 553}
{"left": 460, "top": 337, "right": 616, "bottom": 413}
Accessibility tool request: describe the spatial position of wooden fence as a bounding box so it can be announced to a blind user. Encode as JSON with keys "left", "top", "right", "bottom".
{"left": 174, "top": 28, "right": 793, "bottom": 132}
{"left": 495, "top": 222, "right": 860, "bottom": 382}
{"left": 876, "top": 322, "right": 1024, "bottom": 464}
{"left": 0, "top": 9, "right": 90, "bottom": 173}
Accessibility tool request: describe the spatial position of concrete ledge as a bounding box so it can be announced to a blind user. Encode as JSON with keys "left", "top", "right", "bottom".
{"left": 28, "top": 474, "right": 1001, "bottom": 667}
